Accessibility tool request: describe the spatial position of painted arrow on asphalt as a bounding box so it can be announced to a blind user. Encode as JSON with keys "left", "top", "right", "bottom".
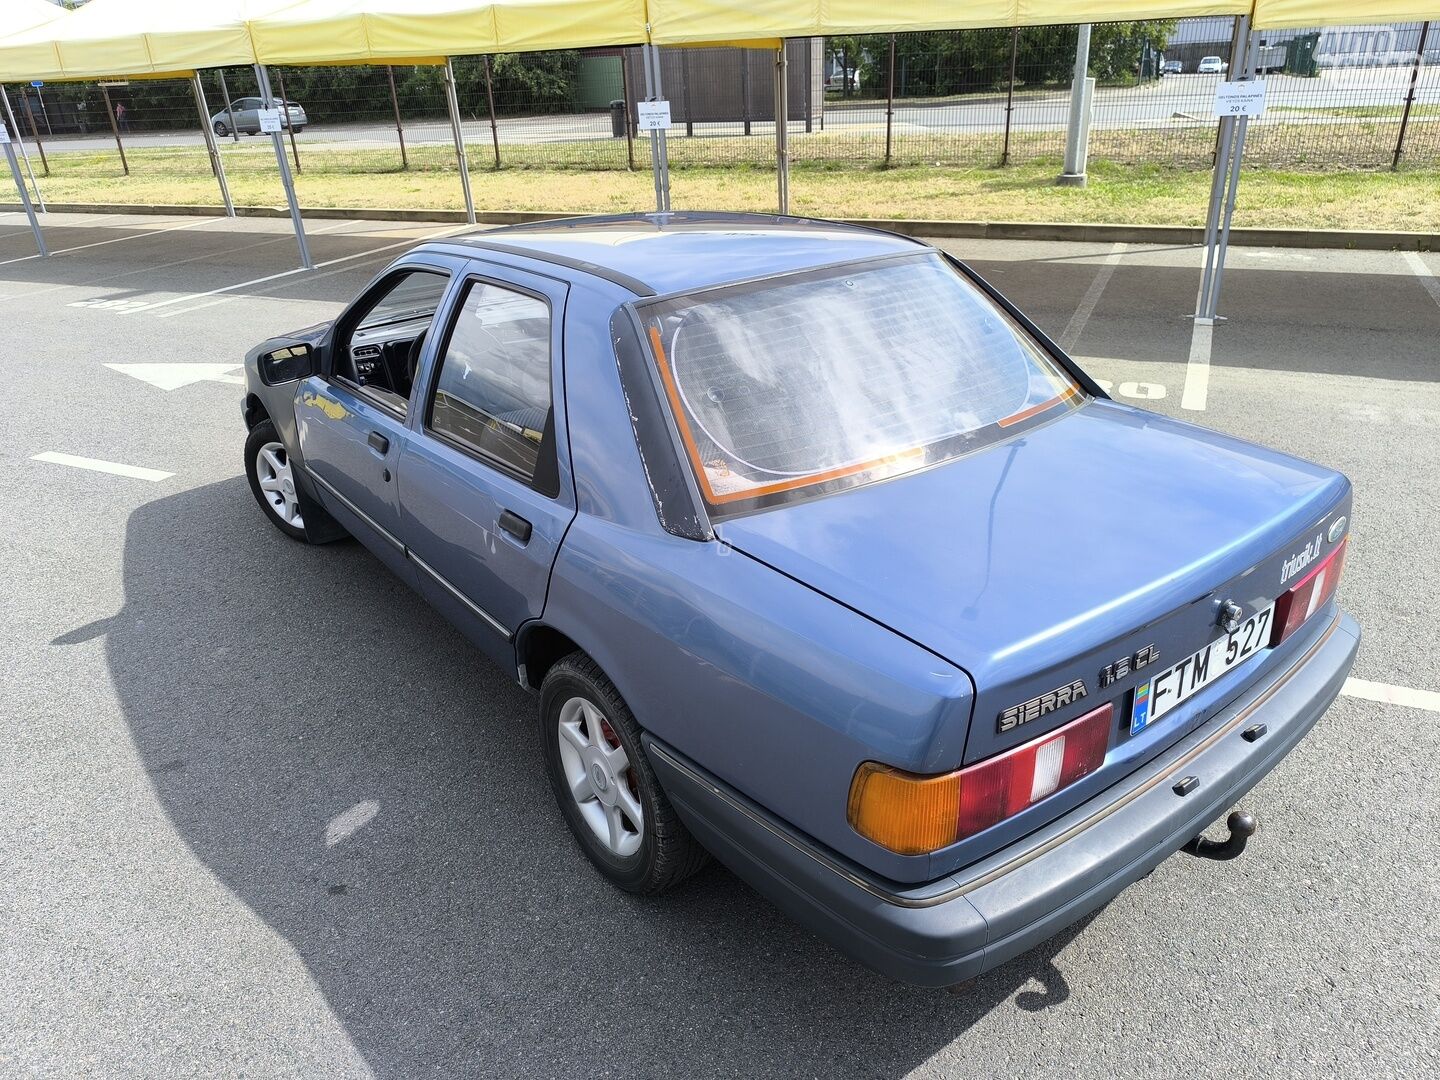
{"left": 104, "top": 363, "right": 246, "bottom": 390}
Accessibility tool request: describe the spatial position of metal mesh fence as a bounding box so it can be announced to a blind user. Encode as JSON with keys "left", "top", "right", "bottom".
{"left": 1, "top": 18, "right": 1434, "bottom": 215}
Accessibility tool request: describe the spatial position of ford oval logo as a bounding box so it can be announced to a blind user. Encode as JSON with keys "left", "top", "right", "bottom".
{"left": 1328, "top": 515, "right": 1347, "bottom": 544}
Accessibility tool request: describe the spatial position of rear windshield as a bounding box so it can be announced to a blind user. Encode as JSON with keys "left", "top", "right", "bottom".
{"left": 637, "top": 253, "right": 1083, "bottom": 517}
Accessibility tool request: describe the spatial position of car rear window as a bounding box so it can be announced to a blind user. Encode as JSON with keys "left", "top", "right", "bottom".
{"left": 636, "top": 253, "right": 1084, "bottom": 517}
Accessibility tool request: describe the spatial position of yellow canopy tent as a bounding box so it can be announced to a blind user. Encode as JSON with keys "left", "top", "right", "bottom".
{"left": 642, "top": 0, "right": 1256, "bottom": 46}
{"left": 0, "top": 0, "right": 302, "bottom": 83}
{"left": 247, "top": 0, "right": 650, "bottom": 64}
{"left": 1253, "top": 0, "right": 1439, "bottom": 25}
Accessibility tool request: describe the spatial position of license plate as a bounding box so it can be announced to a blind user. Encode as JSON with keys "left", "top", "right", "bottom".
{"left": 1130, "top": 603, "right": 1274, "bottom": 734}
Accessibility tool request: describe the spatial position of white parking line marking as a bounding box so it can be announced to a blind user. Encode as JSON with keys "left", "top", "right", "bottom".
{"left": 105, "top": 362, "right": 244, "bottom": 390}
{"left": 1181, "top": 319, "right": 1212, "bottom": 411}
{"left": 128, "top": 223, "right": 475, "bottom": 317}
{"left": 32, "top": 452, "right": 173, "bottom": 482}
{"left": 1058, "top": 242, "right": 1125, "bottom": 354}
{"left": 1402, "top": 251, "right": 1440, "bottom": 311}
{"left": 1341, "top": 678, "right": 1440, "bottom": 713}
{"left": 0, "top": 217, "right": 212, "bottom": 267}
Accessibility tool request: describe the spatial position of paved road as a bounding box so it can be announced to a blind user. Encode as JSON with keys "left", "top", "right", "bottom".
{"left": 1, "top": 212, "right": 1437, "bottom": 1078}
{"left": 20, "top": 70, "right": 1440, "bottom": 154}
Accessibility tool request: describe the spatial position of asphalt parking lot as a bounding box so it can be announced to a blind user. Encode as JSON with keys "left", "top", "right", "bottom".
{"left": 2, "top": 211, "right": 1437, "bottom": 1079}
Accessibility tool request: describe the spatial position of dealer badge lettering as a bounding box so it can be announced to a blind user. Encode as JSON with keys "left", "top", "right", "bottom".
{"left": 1281, "top": 533, "right": 1324, "bottom": 584}
{"left": 998, "top": 679, "right": 1088, "bottom": 733}
{"left": 1099, "top": 644, "right": 1160, "bottom": 689}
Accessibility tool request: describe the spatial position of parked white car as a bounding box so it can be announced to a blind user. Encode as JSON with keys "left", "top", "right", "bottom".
{"left": 1197, "top": 56, "right": 1229, "bottom": 74}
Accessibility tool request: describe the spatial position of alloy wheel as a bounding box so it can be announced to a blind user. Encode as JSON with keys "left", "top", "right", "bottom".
{"left": 556, "top": 696, "right": 644, "bottom": 857}
{"left": 254, "top": 441, "right": 304, "bottom": 529}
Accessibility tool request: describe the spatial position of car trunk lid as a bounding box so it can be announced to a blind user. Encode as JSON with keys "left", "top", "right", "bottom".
{"left": 716, "top": 400, "right": 1350, "bottom": 768}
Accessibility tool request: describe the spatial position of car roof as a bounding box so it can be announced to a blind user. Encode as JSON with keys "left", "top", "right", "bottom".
{"left": 425, "top": 212, "right": 929, "bottom": 297}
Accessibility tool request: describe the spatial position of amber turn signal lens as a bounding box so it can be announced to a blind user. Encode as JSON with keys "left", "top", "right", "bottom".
{"left": 846, "top": 764, "right": 962, "bottom": 855}
{"left": 848, "top": 703, "right": 1114, "bottom": 855}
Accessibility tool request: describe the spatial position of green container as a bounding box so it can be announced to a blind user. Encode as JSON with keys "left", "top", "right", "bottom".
{"left": 1286, "top": 34, "right": 1320, "bottom": 78}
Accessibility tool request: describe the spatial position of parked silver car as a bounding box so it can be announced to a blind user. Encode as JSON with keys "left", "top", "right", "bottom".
{"left": 210, "top": 97, "right": 307, "bottom": 136}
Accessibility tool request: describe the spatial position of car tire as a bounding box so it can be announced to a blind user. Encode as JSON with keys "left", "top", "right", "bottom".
{"left": 292, "top": 126, "right": 305, "bottom": 134}
{"left": 213, "top": 120, "right": 229, "bottom": 137}
{"left": 540, "top": 653, "right": 709, "bottom": 894}
{"left": 244, "top": 420, "right": 310, "bottom": 542}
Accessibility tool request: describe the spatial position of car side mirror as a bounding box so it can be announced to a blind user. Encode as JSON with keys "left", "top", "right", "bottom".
{"left": 259, "top": 342, "right": 316, "bottom": 385}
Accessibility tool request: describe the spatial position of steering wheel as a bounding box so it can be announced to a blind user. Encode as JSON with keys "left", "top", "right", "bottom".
{"left": 406, "top": 328, "right": 429, "bottom": 387}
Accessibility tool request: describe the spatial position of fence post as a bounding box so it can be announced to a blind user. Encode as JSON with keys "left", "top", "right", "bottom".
{"left": 483, "top": 55, "right": 501, "bottom": 169}
{"left": 255, "top": 63, "right": 314, "bottom": 270}
{"left": 742, "top": 54, "right": 752, "bottom": 136}
{"left": 641, "top": 43, "right": 671, "bottom": 213}
{"left": 1393, "top": 21, "right": 1430, "bottom": 169}
{"left": 99, "top": 83, "right": 130, "bottom": 175}
{"left": 884, "top": 35, "right": 896, "bottom": 167}
{"left": 2, "top": 135, "right": 46, "bottom": 255}
{"left": 681, "top": 49, "right": 694, "bottom": 137}
{"left": 443, "top": 57, "right": 477, "bottom": 224}
{"left": 274, "top": 66, "right": 301, "bottom": 173}
{"left": 387, "top": 66, "right": 408, "bottom": 170}
{"left": 1, "top": 85, "right": 45, "bottom": 209}
{"left": 192, "top": 72, "right": 235, "bottom": 217}
{"left": 19, "top": 89, "right": 48, "bottom": 175}
{"left": 217, "top": 69, "right": 240, "bottom": 142}
{"left": 621, "top": 49, "right": 636, "bottom": 170}
{"left": 775, "top": 42, "right": 790, "bottom": 215}
{"left": 1059, "top": 24, "right": 1093, "bottom": 186}
{"left": 1002, "top": 28, "right": 1018, "bottom": 166}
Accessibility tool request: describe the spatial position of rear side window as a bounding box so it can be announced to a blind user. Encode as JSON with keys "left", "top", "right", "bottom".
{"left": 637, "top": 253, "right": 1083, "bottom": 517}
{"left": 427, "top": 280, "right": 553, "bottom": 485}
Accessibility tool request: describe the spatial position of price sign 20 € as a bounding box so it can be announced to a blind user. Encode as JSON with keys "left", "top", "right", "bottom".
{"left": 1213, "top": 79, "right": 1267, "bottom": 118}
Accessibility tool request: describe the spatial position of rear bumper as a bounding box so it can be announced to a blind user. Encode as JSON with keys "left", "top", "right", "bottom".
{"left": 646, "top": 611, "right": 1359, "bottom": 987}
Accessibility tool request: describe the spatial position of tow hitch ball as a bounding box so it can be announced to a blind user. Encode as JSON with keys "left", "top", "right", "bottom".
{"left": 1182, "top": 809, "right": 1258, "bottom": 861}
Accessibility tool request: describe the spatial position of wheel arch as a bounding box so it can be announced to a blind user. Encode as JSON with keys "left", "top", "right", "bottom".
{"left": 515, "top": 622, "right": 584, "bottom": 693}
{"left": 243, "top": 393, "right": 271, "bottom": 431}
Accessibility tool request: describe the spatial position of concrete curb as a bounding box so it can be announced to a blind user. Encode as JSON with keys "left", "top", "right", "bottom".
{"left": 3, "top": 201, "right": 1435, "bottom": 251}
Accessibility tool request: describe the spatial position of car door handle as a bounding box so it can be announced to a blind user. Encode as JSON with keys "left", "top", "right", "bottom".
{"left": 498, "top": 510, "right": 532, "bottom": 544}
{"left": 367, "top": 431, "right": 390, "bottom": 455}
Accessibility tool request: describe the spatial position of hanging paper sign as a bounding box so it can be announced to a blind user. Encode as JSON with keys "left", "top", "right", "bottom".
{"left": 257, "top": 108, "right": 283, "bottom": 133}
{"left": 0, "top": 124, "right": 10, "bottom": 145}
{"left": 1213, "top": 80, "right": 1267, "bottom": 117}
{"left": 636, "top": 100, "right": 672, "bottom": 131}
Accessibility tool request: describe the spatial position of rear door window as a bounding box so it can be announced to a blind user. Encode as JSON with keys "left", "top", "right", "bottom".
{"left": 425, "top": 280, "right": 554, "bottom": 486}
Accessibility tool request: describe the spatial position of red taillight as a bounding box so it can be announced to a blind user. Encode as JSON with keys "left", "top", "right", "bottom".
{"left": 957, "top": 702, "right": 1111, "bottom": 839}
{"left": 849, "top": 703, "right": 1112, "bottom": 854}
{"left": 1271, "top": 537, "right": 1347, "bottom": 646}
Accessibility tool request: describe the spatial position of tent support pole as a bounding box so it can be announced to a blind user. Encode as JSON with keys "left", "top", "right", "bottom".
{"left": 1, "top": 85, "right": 45, "bottom": 211}
{"left": 443, "top": 58, "right": 476, "bottom": 224}
{"left": 1194, "top": 17, "right": 1255, "bottom": 321}
{"left": 217, "top": 69, "right": 240, "bottom": 142}
{"left": 775, "top": 42, "right": 789, "bottom": 214}
{"left": 255, "top": 63, "right": 314, "bottom": 270}
{"left": 20, "top": 89, "right": 48, "bottom": 175}
{"left": 99, "top": 83, "right": 130, "bottom": 175}
{"left": 387, "top": 66, "right": 408, "bottom": 169}
{"left": 1393, "top": 22, "right": 1430, "bottom": 169}
{"left": 2, "top": 133, "right": 46, "bottom": 256}
{"left": 3, "top": 138, "right": 46, "bottom": 256}
{"left": 275, "top": 66, "right": 301, "bottom": 173}
{"left": 641, "top": 44, "right": 671, "bottom": 213}
{"left": 192, "top": 72, "right": 235, "bottom": 217}
{"left": 483, "top": 55, "right": 501, "bottom": 169}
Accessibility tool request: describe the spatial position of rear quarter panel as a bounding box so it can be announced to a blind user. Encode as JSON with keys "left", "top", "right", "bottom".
{"left": 544, "top": 280, "right": 973, "bottom": 883}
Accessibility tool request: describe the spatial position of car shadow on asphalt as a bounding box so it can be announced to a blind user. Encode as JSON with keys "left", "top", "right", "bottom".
{"left": 96, "top": 477, "right": 1097, "bottom": 1077}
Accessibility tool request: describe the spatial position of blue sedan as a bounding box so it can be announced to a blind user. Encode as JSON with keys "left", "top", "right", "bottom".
{"left": 240, "top": 213, "right": 1359, "bottom": 985}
